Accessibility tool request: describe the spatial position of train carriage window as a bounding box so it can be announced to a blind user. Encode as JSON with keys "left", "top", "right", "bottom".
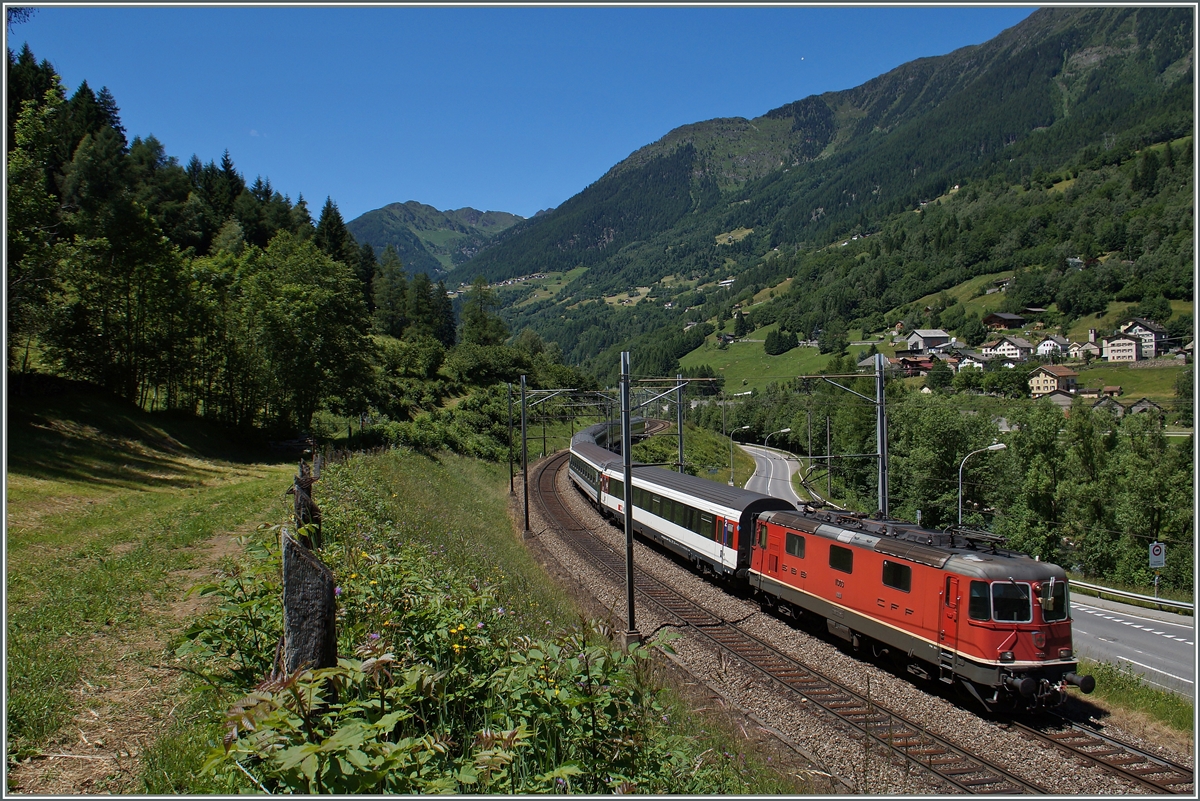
{"left": 968, "top": 581, "right": 991, "bottom": 621}
{"left": 882, "top": 560, "right": 911, "bottom": 592}
{"left": 609, "top": 478, "right": 624, "bottom": 499}
{"left": 992, "top": 582, "right": 1032, "bottom": 623}
{"left": 829, "top": 544, "right": 853, "bottom": 574}
{"left": 785, "top": 533, "right": 805, "bottom": 558}
{"left": 650, "top": 494, "right": 661, "bottom": 515}
{"left": 702, "top": 513, "right": 714, "bottom": 539}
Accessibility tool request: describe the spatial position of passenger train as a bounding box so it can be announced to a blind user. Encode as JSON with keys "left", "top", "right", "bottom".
{"left": 568, "top": 420, "right": 1095, "bottom": 712}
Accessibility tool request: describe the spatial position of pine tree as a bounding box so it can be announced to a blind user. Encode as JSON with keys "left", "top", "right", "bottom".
{"left": 357, "top": 241, "right": 377, "bottom": 313}
{"left": 313, "top": 197, "right": 359, "bottom": 265}
{"left": 434, "top": 280, "right": 456, "bottom": 348}
{"left": 290, "top": 193, "right": 314, "bottom": 239}
{"left": 460, "top": 275, "right": 506, "bottom": 346}
{"left": 372, "top": 245, "right": 407, "bottom": 337}
{"left": 405, "top": 272, "right": 436, "bottom": 339}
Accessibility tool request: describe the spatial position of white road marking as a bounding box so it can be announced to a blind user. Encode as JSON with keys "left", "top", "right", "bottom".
{"left": 1113, "top": 655, "right": 1195, "bottom": 685}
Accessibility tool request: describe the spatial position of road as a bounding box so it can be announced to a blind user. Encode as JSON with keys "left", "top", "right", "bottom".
{"left": 741, "top": 443, "right": 1195, "bottom": 699}
{"left": 1068, "top": 594, "right": 1194, "bottom": 698}
{"left": 741, "top": 444, "right": 803, "bottom": 504}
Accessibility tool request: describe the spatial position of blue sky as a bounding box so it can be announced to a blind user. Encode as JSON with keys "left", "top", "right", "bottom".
{"left": 10, "top": 5, "right": 1037, "bottom": 221}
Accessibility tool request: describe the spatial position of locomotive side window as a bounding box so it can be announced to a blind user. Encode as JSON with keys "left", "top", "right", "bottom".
{"left": 881, "top": 560, "right": 911, "bottom": 592}
{"left": 785, "top": 533, "right": 805, "bottom": 558}
{"left": 1042, "top": 580, "right": 1068, "bottom": 622}
{"left": 968, "top": 581, "right": 991, "bottom": 621}
{"left": 829, "top": 544, "right": 853, "bottom": 574}
{"left": 992, "top": 581, "right": 1032, "bottom": 622}
{"left": 757, "top": 521, "right": 768, "bottom": 549}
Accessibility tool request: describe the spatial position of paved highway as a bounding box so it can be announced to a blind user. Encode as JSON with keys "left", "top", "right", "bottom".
{"left": 741, "top": 443, "right": 1195, "bottom": 699}
{"left": 1069, "top": 594, "right": 1194, "bottom": 698}
{"left": 741, "top": 444, "right": 803, "bottom": 504}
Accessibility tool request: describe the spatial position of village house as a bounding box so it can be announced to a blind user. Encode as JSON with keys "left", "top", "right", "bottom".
{"left": 956, "top": 352, "right": 990, "bottom": 371}
{"left": 982, "top": 335, "right": 1034, "bottom": 361}
{"left": 1118, "top": 317, "right": 1169, "bottom": 359}
{"left": 1102, "top": 333, "right": 1141, "bottom": 362}
{"left": 1028, "top": 364, "right": 1078, "bottom": 398}
{"left": 1092, "top": 396, "right": 1125, "bottom": 418}
{"left": 1128, "top": 398, "right": 1163, "bottom": 416}
{"left": 905, "top": 328, "right": 951, "bottom": 353}
{"left": 982, "top": 312, "right": 1025, "bottom": 329}
{"left": 1041, "top": 389, "right": 1077, "bottom": 415}
{"left": 1068, "top": 332, "right": 1102, "bottom": 360}
{"left": 1035, "top": 334, "right": 1070, "bottom": 357}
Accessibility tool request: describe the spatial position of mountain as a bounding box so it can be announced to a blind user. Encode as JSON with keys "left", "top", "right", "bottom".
{"left": 462, "top": 6, "right": 1192, "bottom": 297}
{"left": 346, "top": 201, "right": 523, "bottom": 278}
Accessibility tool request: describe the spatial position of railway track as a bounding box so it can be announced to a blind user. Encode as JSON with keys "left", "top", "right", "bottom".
{"left": 1008, "top": 716, "right": 1193, "bottom": 794}
{"left": 532, "top": 450, "right": 1047, "bottom": 795}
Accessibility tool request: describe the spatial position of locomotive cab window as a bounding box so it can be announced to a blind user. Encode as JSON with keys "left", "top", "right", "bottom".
{"left": 992, "top": 581, "right": 1032, "bottom": 623}
{"left": 757, "top": 521, "right": 768, "bottom": 549}
{"left": 968, "top": 581, "right": 991, "bottom": 621}
{"left": 1041, "top": 579, "right": 1068, "bottom": 622}
{"left": 881, "top": 560, "right": 911, "bottom": 592}
{"left": 785, "top": 533, "right": 805, "bottom": 558}
{"left": 829, "top": 544, "right": 853, "bottom": 574}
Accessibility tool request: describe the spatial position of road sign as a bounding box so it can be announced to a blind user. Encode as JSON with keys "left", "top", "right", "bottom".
{"left": 1149, "top": 541, "right": 1165, "bottom": 568}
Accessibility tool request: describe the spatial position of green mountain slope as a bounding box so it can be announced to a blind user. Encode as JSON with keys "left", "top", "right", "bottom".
{"left": 464, "top": 7, "right": 1190, "bottom": 290}
{"left": 346, "top": 200, "right": 523, "bottom": 278}
{"left": 464, "top": 7, "right": 1191, "bottom": 379}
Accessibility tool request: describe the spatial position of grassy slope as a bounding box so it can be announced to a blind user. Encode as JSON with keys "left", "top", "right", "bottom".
{"left": 5, "top": 378, "right": 296, "bottom": 790}
{"left": 680, "top": 325, "right": 834, "bottom": 395}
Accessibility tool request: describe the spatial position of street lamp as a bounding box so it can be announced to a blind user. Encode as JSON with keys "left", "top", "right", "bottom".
{"left": 764, "top": 427, "right": 791, "bottom": 449}
{"left": 729, "top": 425, "right": 750, "bottom": 485}
{"left": 958, "top": 442, "right": 1007, "bottom": 525}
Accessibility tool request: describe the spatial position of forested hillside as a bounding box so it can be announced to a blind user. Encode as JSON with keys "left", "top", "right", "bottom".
{"left": 346, "top": 200, "right": 523, "bottom": 279}
{"left": 6, "top": 43, "right": 592, "bottom": 439}
{"left": 455, "top": 6, "right": 1192, "bottom": 377}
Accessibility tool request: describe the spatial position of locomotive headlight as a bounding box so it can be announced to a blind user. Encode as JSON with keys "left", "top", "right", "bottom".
{"left": 999, "top": 651, "right": 1015, "bottom": 662}
{"left": 1032, "top": 630, "right": 1046, "bottom": 649}
{"left": 1058, "top": 648, "right": 1073, "bottom": 659}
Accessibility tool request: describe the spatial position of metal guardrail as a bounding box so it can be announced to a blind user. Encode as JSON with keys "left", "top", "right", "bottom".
{"left": 1070, "top": 579, "right": 1194, "bottom": 612}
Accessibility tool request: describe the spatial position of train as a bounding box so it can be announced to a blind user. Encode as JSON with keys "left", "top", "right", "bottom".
{"left": 567, "top": 420, "right": 1095, "bottom": 712}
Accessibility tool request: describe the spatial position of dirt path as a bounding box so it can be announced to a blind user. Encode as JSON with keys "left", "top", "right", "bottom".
{"left": 7, "top": 532, "right": 245, "bottom": 794}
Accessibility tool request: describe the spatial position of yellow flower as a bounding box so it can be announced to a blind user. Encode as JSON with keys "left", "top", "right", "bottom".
{"left": 350, "top": 573, "right": 358, "bottom": 579}
{"left": 370, "top": 580, "right": 378, "bottom": 585}
{"left": 361, "top": 552, "right": 370, "bottom": 559}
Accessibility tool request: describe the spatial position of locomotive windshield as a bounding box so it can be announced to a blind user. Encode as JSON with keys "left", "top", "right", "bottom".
{"left": 992, "top": 581, "right": 1032, "bottom": 622}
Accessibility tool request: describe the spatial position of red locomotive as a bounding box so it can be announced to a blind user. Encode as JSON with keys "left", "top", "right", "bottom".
{"left": 750, "top": 507, "right": 1095, "bottom": 711}
{"left": 568, "top": 423, "right": 1094, "bottom": 712}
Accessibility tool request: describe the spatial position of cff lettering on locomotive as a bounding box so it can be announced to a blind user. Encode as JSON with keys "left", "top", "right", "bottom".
{"left": 568, "top": 421, "right": 1094, "bottom": 712}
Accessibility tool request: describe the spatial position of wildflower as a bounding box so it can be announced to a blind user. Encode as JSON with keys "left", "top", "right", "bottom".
{"left": 370, "top": 580, "right": 378, "bottom": 585}
{"left": 476, "top": 622, "right": 485, "bottom": 629}
{"left": 496, "top": 607, "right": 506, "bottom": 616}
{"left": 334, "top": 586, "right": 342, "bottom": 596}
{"left": 361, "top": 552, "right": 370, "bottom": 559}
{"left": 369, "top": 632, "right": 380, "bottom": 641}
{"left": 350, "top": 573, "right": 358, "bottom": 579}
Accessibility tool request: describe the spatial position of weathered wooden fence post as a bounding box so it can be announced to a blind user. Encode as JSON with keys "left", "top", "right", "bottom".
{"left": 277, "top": 457, "right": 337, "bottom": 681}
{"left": 280, "top": 527, "right": 338, "bottom": 675}
{"left": 286, "top": 459, "right": 322, "bottom": 549}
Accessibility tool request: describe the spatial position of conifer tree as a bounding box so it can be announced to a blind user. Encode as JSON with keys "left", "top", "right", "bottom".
{"left": 405, "top": 271, "right": 436, "bottom": 339}
{"left": 372, "top": 245, "right": 407, "bottom": 337}
{"left": 433, "top": 280, "right": 457, "bottom": 348}
{"left": 357, "top": 241, "right": 377, "bottom": 313}
{"left": 460, "top": 275, "right": 507, "bottom": 346}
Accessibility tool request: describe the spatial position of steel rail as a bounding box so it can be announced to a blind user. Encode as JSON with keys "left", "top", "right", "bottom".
{"left": 1008, "top": 715, "right": 1193, "bottom": 794}
{"left": 533, "top": 450, "right": 1047, "bottom": 795}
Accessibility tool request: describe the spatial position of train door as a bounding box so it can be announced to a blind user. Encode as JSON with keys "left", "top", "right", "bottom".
{"left": 939, "top": 575, "right": 960, "bottom": 681}
{"left": 716, "top": 517, "right": 735, "bottom": 564}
